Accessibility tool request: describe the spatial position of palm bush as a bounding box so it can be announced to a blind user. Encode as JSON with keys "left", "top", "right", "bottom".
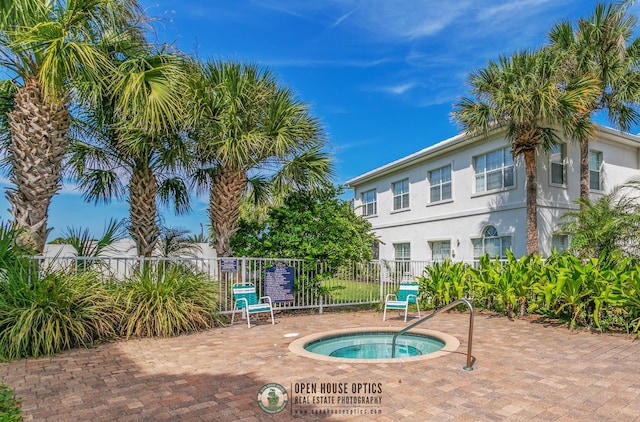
{"left": 116, "top": 264, "right": 220, "bottom": 338}
{"left": 0, "top": 268, "right": 121, "bottom": 361}
{"left": 0, "top": 223, "right": 34, "bottom": 274}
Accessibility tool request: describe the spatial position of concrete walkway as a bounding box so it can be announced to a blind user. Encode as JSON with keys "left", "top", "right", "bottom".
{"left": 1, "top": 310, "right": 639, "bottom": 421}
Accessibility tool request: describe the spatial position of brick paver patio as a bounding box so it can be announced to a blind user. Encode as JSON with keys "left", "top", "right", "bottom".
{"left": 1, "top": 309, "right": 639, "bottom": 421}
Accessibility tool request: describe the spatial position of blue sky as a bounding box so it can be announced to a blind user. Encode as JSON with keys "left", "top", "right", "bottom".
{"left": 1, "top": 0, "right": 637, "bottom": 240}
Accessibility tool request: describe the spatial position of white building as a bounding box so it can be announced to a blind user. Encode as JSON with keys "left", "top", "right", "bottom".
{"left": 346, "top": 125, "right": 640, "bottom": 263}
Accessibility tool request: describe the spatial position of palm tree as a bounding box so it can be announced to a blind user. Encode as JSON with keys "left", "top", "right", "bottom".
{"left": 0, "top": 0, "right": 142, "bottom": 253}
{"left": 70, "top": 49, "right": 191, "bottom": 257}
{"left": 189, "top": 60, "right": 334, "bottom": 257}
{"left": 558, "top": 185, "right": 640, "bottom": 260}
{"left": 49, "top": 218, "right": 127, "bottom": 257}
{"left": 452, "top": 48, "right": 599, "bottom": 254}
{"left": 156, "top": 227, "right": 202, "bottom": 258}
{"left": 549, "top": 2, "right": 640, "bottom": 200}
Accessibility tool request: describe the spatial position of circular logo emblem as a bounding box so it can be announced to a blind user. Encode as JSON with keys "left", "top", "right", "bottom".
{"left": 257, "top": 383, "right": 288, "bottom": 414}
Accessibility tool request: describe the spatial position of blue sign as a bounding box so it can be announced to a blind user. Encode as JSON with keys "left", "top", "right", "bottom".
{"left": 265, "top": 263, "right": 295, "bottom": 302}
{"left": 220, "top": 258, "right": 238, "bottom": 273}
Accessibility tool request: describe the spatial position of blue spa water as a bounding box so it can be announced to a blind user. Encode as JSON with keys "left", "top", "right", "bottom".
{"left": 304, "top": 332, "right": 445, "bottom": 359}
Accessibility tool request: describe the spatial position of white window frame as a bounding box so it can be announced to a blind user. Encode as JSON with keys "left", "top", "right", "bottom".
{"left": 429, "top": 165, "right": 452, "bottom": 203}
{"left": 393, "top": 242, "right": 412, "bottom": 276}
{"left": 473, "top": 147, "right": 515, "bottom": 193}
{"left": 392, "top": 178, "right": 410, "bottom": 210}
{"left": 549, "top": 143, "right": 566, "bottom": 186}
{"left": 361, "top": 189, "right": 377, "bottom": 217}
{"left": 472, "top": 225, "right": 512, "bottom": 259}
{"left": 430, "top": 240, "right": 451, "bottom": 262}
{"left": 551, "top": 234, "right": 569, "bottom": 253}
{"left": 589, "top": 150, "right": 603, "bottom": 191}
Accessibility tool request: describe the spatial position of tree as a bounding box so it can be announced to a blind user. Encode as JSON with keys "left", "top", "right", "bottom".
{"left": 155, "top": 227, "right": 202, "bottom": 258}
{"left": 549, "top": 2, "right": 640, "bottom": 201}
{"left": 0, "top": 0, "right": 142, "bottom": 252}
{"left": 189, "top": 60, "right": 334, "bottom": 257}
{"left": 49, "top": 218, "right": 127, "bottom": 257}
{"left": 231, "top": 186, "right": 378, "bottom": 267}
{"left": 452, "top": 48, "right": 599, "bottom": 254}
{"left": 70, "top": 46, "right": 192, "bottom": 257}
{"left": 558, "top": 186, "right": 640, "bottom": 260}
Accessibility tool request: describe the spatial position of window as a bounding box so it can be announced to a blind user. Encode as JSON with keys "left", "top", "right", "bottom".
{"left": 589, "top": 150, "right": 602, "bottom": 191}
{"left": 392, "top": 179, "right": 409, "bottom": 210}
{"left": 474, "top": 148, "right": 514, "bottom": 193}
{"left": 549, "top": 144, "right": 566, "bottom": 185}
{"left": 551, "top": 235, "right": 568, "bottom": 253}
{"left": 394, "top": 243, "right": 411, "bottom": 261}
{"left": 431, "top": 240, "right": 451, "bottom": 262}
{"left": 372, "top": 241, "right": 380, "bottom": 260}
{"left": 361, "top": 189, "right": 377, "bottom": 216}
{"left": 472, "top": 225, "right": 512, "bottom": 258}
{"left": 393, "top": 243, "right": 411, "bottom": 276}
{"left": 429, "top": 165, "right": 452, "bottom": 203}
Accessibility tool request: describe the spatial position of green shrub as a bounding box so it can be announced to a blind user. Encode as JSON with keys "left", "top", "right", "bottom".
{"left": 0, "top": 382, "right": 21, "bottom": 421}
{"left": 417, "top": 259, "right": 471, "bottom": 309}
{"left": 0, "top": 268, "right": 121, "bottom": 361}
{"left": 116, "top": 264, "right": 220, "bottom": 338}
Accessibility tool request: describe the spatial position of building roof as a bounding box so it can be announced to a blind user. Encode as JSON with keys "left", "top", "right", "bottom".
{"left": 345, "top": 124, "right": 640, "bottom": 187}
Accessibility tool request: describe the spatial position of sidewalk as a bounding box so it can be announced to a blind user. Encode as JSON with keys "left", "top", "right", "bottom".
{"left": 1, "top": 310, "right": 639, "bottom": 421}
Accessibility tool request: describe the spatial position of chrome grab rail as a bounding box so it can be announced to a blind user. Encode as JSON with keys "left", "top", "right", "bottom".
{"left": 391, "top": 298, "right": 475, "bottom": 370}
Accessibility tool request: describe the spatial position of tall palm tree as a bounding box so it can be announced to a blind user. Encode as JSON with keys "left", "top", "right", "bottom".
{"left": 453, "top": 48, "right": 599, "bottom": 254}
{"left": 70, "top": 49, "right": 191, "bottom": 257}
{"left": 0, "top": 0, "right": 142, "bottom": 253}
{"left": 549, "top": 2, "right": 640, "bottom": 200}
{"left": 189, "top": 60, "right": 334, "bottom": 257}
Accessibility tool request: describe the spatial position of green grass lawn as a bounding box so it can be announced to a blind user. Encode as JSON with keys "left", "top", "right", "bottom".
{"left": 322, "top": 279, "right": 395, "bottom": 303}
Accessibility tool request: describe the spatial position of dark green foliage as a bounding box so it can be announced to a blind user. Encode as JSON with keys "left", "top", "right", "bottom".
{"left": 0, "top": 382, "right": 21, "bottom": 421}
{"left": 116, "top": 264, "right": 220, "bottom": 338}
{"left": 0, "top": 269, "right": 121, "bottom": 360}
{"left": 231, "top": 186, "right": 378, "bottom": 267}
{"left": 0, "top": 223, "right": 35, "bottom": 271}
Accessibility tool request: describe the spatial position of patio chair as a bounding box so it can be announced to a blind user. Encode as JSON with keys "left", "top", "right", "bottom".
{"left": 231, "top": 284, "right": 275, "bottom": 328}
{"left": 383, "top": 282, "right": 421, "bottom": 322}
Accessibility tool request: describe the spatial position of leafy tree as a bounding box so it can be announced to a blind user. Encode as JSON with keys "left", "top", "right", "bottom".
{"left": 0, "top": 0, "right": 143, "bottom": 252}
{"left": 231, "top": 186, "right": 377, "bottom": 267}
{"left": 188, "top": 60, "right": 334, "bottom": 257}
{"left": 452, "top": 48, "right": 599, "bottom": 254}
{"left": 549, "top": 2, "right": 640, "bottom": 200}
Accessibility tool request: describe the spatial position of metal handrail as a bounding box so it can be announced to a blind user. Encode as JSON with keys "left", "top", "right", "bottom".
{"left": 391, "top": 298, "right": 475, "bottom": 370}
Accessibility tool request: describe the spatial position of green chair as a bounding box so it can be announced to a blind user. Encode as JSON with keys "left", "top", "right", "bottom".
{"left": 383, "top": 282, "right": 421, "bottom": 322}
{"left": 231, "top": 284, "right": 275, "bottom": 328}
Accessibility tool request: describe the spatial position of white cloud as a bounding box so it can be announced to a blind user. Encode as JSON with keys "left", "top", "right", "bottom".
{"left": 331, "top": 9, "right": 356, "bottom": 28}
{"left": 380, "top": 82, "right": 416, "bottom": 95}
{"left": 259, "top": 57, "right": 390, "bottom": 68}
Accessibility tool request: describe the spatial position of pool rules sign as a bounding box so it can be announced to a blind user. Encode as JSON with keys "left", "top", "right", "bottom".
{"left": 265, "top": 262, "right": 295, "bottom": 302}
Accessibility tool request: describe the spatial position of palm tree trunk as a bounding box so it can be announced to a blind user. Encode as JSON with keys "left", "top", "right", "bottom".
{"left": 129, "top": 163, "right": 159, "bottom": 257}
{"left": 209, "top": 168, "right": 247, "bottom": 257}
{"left": 524, "top": 149, "right": 539, "bottom": 255}
{"left": 580, "top": 137, "right": 590, "bottom": 202}
{"left": 6, "top": 77, "right": 70, "bottom": 253}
